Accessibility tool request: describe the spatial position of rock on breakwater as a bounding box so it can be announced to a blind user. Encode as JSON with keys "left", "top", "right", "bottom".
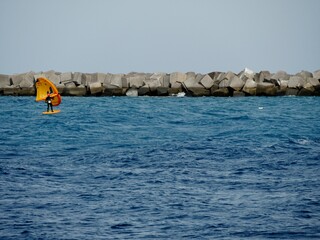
{"left": 0, "top": 68, "right": 319, "bottom": 97}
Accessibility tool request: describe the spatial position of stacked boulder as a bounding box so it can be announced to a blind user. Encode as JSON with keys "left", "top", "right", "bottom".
{"left": 0, "top": 69, "right": 319, "bottom": 97}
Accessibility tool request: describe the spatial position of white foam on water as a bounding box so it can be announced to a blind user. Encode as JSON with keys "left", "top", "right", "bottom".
{"left": 297, "top": 139, "right": 309, "bottom": 145}
{"left": 177, "top": 92, "right": 186, "bottom": 97}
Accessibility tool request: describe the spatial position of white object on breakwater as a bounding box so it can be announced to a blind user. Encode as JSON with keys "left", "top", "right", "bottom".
{"left": 177, "top": 92, "right": 186, "bottom": 97}
{"left": 171, "top": 92, "right": 186, "bottom": 97}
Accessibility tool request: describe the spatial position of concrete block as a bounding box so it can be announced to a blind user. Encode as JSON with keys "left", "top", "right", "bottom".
{"left": 207, "top": 71, "right": 222, "bottom": 81}
{"left": 297, "top": 70, "right": 313, "bottom": 80}
{"left": 19, "top": 78, "right": 34, "bottom": 88}
{"left": 219, "top": 79, "right": 230, "bottom": 88}
{"left": 313, "top": 69, "right": 320, "bottom": 79}
{"left": 109, "top": 74, "right": 124, "bottom": 88}
{"left": 16, "top": 88, "right": 35, "bottom": 96}
{"left": 238, "top": 68, "right": 255, "bottom": 80}
{"left": 212, "top": 88, "right": 230, "bottom": 97}
{"left": 151, "top": 72, "right": 169, "bottom": 88}
{"left": 73, "top": 72, "right": 82, "bottom": 85}
{"left": 81, "top": 73, "right": 93, "bottom": 86}
{"left": 188, "top": 87, "right": 210, "bottom": 96}
{"left": 229, "top": 75, "right": 245, "bottom": 91}
{"left": 256, "top": 82, "right": 277, "bottom": 96}
{"left": 150, "top": 72, "right": 165, "bottom": 81}
{"left": 233, "top": 91, "right": 246, "bottom": 97}
{"left": 223, "top": 71, "right": 236, "bottom": 81}
{"left": 43, "top": 70, "right": 60, "bottom": 85}
{"left": 128, "top": 75, "right": 145, "bottom": 88}
{"left": 298, "top": 87, "right": 314, "bottom": 96}
{"left": 92, "top": 73, "right": 107, "bottom": 84}
{"left": 89, "top": 81, "right": 103, "bottom": 95}
{"left": 103, "top": 88, "right": 126, "bottom": 96}
{"left": 138, "top": 86, "right": 151, "bottom": 96}
{"left": 0, "top": 74, "right": 10, "bottom": 88}
{"left": 102, "top": 73, "right": 116, "bottom": 89}
{"left": 279, "top": 80, "right": 288, "bottom": 93}
{"left": 195, "top": 74, "right": 203, "bottom": 82}
{"left": 307, "top": 77, "right": 320, "bottom": 87}
{"left": 144, "top": 78, "right": 161, "bottom": 91}
{"left": 126, "top": 88, "right": 138, "bottom": 97}
{"left": 64, "top": 85, "right": 87, "bottom": 96}
{"left": 168, "top": 88, "right": 182, "bottom": 95}
{"left": 216, "top": 72, "right": 226, "bottom": 81}
{"left": 121, "top": 76, "right": 128, "bottom": 88}
{"left": 170, "top": 72, "right": 186, "bottom": 88}
{"left": 60, "top": 72, "right": 72, "bottom": 83}
{"left": 65, "top": 81, "right": 76, "bottom": 88}
{"left": 157, "top": 87, "right": 169, "bottom": 96}
{"left": 162, "top": 74, "right": 170, "bottom": 88}
{"left": 288, "top": 76, "right": 306, "bottom": 89}
{"left": 242, "top": 79, "right": 257, "bottom": 96}
{"left": 183, "top": 74, "right": 202, "bottom": 89}
{"left": 2, "top": 86, "right": 16, "bottom": 95}
{"left": 186, "top": 72, "right": 196, "bottom": 81}
{"left": 271, "top": 70, "right": 290, "bottom": 80}
{"left": 258, "top": 71, "right": 271, "bottom": 83}
{"left": 11, "top": 73, "right": 25, "bottom": 86}
{"left": 200, "top": 74, "right": 214, "bottom": 89}
{"left": 286, "top": 88, "right": 299, "bottom": 96}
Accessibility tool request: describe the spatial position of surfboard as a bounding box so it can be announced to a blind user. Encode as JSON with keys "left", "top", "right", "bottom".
{"left": 42, "top": 109, "right": 61, "bottom": 115}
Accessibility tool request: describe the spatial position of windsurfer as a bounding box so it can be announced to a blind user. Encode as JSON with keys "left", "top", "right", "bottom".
{"left": 45, "top": 92, "right": 54, "bottom": 112}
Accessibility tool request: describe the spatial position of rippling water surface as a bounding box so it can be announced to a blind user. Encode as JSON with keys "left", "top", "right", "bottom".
{"left": 1, "top": 96, "right": 320, "bottom": 239}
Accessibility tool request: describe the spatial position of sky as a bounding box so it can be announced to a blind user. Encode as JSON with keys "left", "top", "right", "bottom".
{"left": 0, "top": 0, "right": 319, "bottom": 75}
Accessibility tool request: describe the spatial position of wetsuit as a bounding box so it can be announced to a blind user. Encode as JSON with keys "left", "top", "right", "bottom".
{"left": 45, "top": 95, "right": 53, "bottom": 112}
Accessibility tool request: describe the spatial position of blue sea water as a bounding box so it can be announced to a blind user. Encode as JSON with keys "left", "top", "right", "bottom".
{"left": 0, "top": 96, "right": 319, "bottom": 239}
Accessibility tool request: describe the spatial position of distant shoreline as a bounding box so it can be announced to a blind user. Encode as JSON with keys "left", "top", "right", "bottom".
{"left": 1, "top": 69, "right": 319, "bottom": 97}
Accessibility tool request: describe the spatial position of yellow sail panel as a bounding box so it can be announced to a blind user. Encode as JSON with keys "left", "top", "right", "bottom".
{"left": 35, "top": 77, "right": 62, "bottom": 106}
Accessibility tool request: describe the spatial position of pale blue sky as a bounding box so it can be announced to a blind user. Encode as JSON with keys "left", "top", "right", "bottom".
{"left": 0, "top": 0, "right": 319, "bottom": 75}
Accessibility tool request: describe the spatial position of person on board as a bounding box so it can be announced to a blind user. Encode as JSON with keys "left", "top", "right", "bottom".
{"left": 45, "top": 91, "right": 54, "bottom": 112}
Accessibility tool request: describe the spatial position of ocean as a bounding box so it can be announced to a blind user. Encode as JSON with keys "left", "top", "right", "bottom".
{"left": 0, "top": 96, "right": 319, "bottom": 239}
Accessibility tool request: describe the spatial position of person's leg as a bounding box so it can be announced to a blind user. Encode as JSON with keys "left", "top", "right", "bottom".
{"left": 47, "top": 103, "right": 49, "bottom": 112}
{"left": 50, "top": 103, "right": 53, "bottom": 112}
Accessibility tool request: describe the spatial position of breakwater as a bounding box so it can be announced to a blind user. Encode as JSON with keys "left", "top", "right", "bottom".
{"left": 0, "top": 69, "right": 319, "bottom": 97}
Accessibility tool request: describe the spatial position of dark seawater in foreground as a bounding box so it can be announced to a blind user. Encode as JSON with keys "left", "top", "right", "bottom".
{"left": 0, "top": 96, "right": 319, "bottom": 239}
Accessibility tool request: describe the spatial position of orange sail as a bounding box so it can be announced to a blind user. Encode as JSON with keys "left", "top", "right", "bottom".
{"left": 35, "top": 77, "right": 62, "bottom": 106}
